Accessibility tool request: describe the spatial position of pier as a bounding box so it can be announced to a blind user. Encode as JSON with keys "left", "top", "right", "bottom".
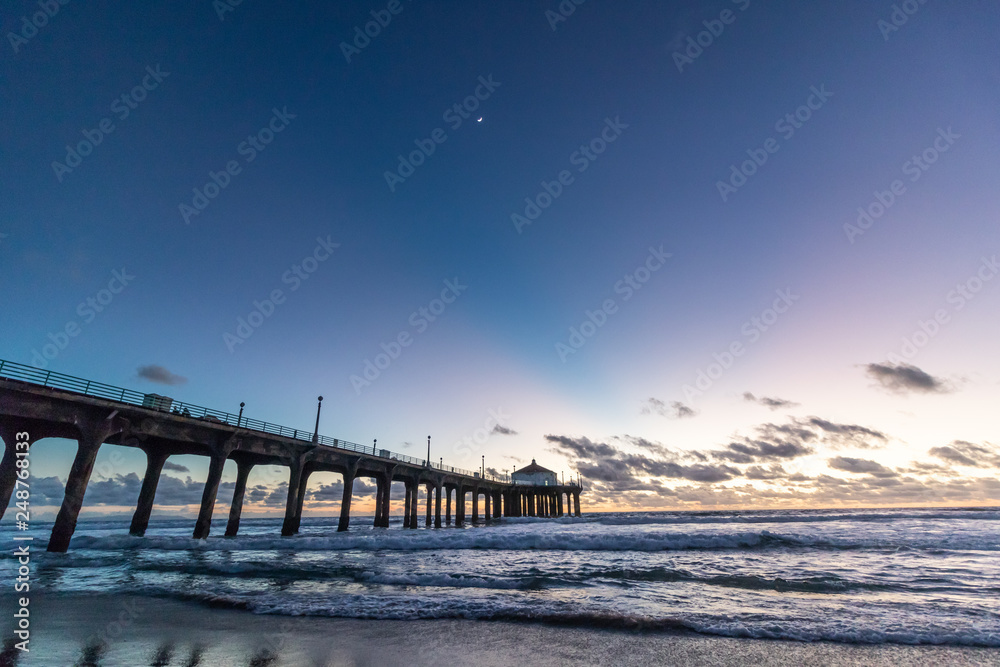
{"left": 0, "top": 359, "right": 582, "bottom": 552}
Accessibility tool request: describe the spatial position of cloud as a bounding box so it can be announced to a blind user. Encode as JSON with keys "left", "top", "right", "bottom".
{"left": 491, "top": 424, "right": 518, "bottom": 436}
{"left": 546, "top": 434, "right": 738, "bottom": 485}
{"left": 641, "top": 398, "right": 697, "bottom": 419}
{"left": 828, "top": 457, "right": 897, "bottom": 478}
{"left": 137, "top": 365, "right": 188, "bottom": 386}
{"left": 247, "top": 482, "right": 288, "bottom": 507}
{"left": 715, "top": 439, "right": 813, "bottom": 464}
{"left": 710, "top": 416, "right": 888, "bottom": 464}
{"left": 744, "top": 464, "right": 789, "bottom": 481}
{"left": 865, "top": 362, "right": 948, "bottom": 394}
{"left": 155, "top": 475, "right": 233, "bottom": 505}
{"left": 19, "top": 476, "right": 66, "bottom": 504}
{"left": 804, "top": 417, "right": 888, "bottom": 449}
{"left": 308, "top": 480, "right": 344, "bottom": 502}
{"left": 929, "top": 441, "right": 1000, "bottom": 468}
{"left": 162, "top": 461, "right": 190, "bottom": 473}
{"left": 743, "top": 392, "right": 799, "bottom": 410}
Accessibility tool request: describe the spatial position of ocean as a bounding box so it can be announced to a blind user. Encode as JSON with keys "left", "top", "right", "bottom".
{"left": 2, "top": 506, "right": 1000, "bottom": 664}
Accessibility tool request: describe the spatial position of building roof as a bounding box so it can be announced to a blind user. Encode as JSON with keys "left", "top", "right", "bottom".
{"left": 512, "top": 459, "right": 555, "bottom": 475}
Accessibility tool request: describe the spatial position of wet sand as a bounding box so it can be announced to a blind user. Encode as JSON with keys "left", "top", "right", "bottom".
{"left": 2, "top": 593, "right": 998, "bottom": 666}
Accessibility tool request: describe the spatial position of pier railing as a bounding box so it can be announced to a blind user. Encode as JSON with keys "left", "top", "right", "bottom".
{"left": 0, "top": 358, "right": 479, "bottom": 478}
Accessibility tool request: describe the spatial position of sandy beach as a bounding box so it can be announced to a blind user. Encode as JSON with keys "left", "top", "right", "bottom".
{"left": 2, "top": 593, "right": 998, "bottom": 667}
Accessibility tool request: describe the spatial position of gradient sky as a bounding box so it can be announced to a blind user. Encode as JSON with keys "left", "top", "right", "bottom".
{"left": 3, "top": 0, "right": 999, "bottom": 518}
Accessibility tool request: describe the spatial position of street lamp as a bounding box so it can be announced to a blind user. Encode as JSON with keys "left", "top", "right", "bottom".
{"left": 481, "top": 455, "right": 485, "bottom": 478}
{"left": 426, "top": 435, "right": 431, "bottom": 467}
{"left": 237, "top": 401, "right": 245, "bottom": 427}
{"left": 373, "top": 438, "right": 377, "bottom": 456}
{"left": 312, "top": 396, "right": 323, "bottom": 443}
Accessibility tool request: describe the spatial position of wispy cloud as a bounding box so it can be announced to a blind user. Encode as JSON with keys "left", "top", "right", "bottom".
{"left": 828, "top": 456, "right": 897, "bottom": 478}
{"left": 929, "top": 440, "right": 1000, "bottom": 468}
{"left": 641, "top": 397, "right": 697, "bottom": 419}
{"left": 137, "top": 364, "right": 188, "bottom": 386}
{"left": 743, "top": 392, "right": 798, "bottom": 410}
{"left": 546, "top": 434, "right": 738, "bottom": 485}
{"left": 865, "top": 362, "right": 948, "bottom": 394}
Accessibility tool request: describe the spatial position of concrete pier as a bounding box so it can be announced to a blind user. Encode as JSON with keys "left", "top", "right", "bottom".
{"left": 224, "top": 459, "right": 254, "bottom": 537}
{"left": 130, "top": 450, "right": 169, "bottom": 537}
{"left": 0, "top": 367, "right": 585, "bottom": 552}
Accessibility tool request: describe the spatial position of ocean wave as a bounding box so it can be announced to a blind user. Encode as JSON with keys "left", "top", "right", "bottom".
{"left": 130, "top": 589, "right": 1000, "bottom": 647}
{"left": 55, "top": 527, "right": 999, "bottom": 554}
{"left": 581, "top": 509, "right": 1000, "bottom": 527}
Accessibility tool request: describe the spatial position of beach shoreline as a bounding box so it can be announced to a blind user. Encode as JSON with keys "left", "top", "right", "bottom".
{"left": 4, "top": 593, "right": 999, "bottom": 667}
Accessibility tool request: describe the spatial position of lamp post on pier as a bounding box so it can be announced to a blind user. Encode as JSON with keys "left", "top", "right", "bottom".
{"left": 426, "top": 435, "right": 431, "bottom": 467}
{"left": 312, "top": 396, "right": 323, "bottom": 443}
{"left": 237, "top": 401, "right": 245, "bottom": 427}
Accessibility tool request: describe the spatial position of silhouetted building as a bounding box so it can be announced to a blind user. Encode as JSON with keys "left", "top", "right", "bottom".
{"left": 512, "top": 459, "right": 558, "bottom": 486}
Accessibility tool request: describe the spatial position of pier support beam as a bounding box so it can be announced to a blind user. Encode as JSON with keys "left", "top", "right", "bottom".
{"left": 403, "top": 480, "right": 412, "bottom": 528}
{"left": 281, "top": 460, "right": 305, "bottom": 537}
{"left": 338, "top": 467, "right": 356, "bottom": 532}
{"left": 472, "top": 488, "right": 479, "bottom": 523}
{"left": 0, "top": 424, "right": 38, "bottom": 524}
{"left": 573, "top": 491, "right": 581, "bottom": 517}
{"left": 455, "top": 487, "right": 465, "bottom": 526}
{"left": 289, "top": 468, "right": 312, "bottom": 535}
{"left": 129, "top": 451, "right": 169, "bottom": 537}
{"left": 434, "top": 482, "right": 442, "bottom": 528}
{"left": 380, "top": 473, "right": 392, "bottom": 527}
{"left": 409, "top": 480, "right": 419, "bottom": 528}
{"left": 225, "top": 460, "right": 254, "bottom": 537}
{"left": 484, "top": 490, "right": 491, "bottom": 521}
{"left": 193, "top": 453, "right": 227, "bottom": 539}
{"left": 373, "top": 474, "right": 392, "bottom": 528}
{"left": 445, "top": 486, "right": 452, "bottom": 524}
{"left": 425, "top": 484, "right": 432, "bottom": 526}
{"left": 48, "top": 416, "right": 125, "bottom": 553}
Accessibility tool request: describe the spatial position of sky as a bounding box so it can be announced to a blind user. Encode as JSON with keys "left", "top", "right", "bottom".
{"left": 2, "top": 0, "right": 999, "bottom": 519}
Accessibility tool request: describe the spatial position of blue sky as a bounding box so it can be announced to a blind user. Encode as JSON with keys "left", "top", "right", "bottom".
{"left": 3, "top": 0, "right": 999, "bottom": 516}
